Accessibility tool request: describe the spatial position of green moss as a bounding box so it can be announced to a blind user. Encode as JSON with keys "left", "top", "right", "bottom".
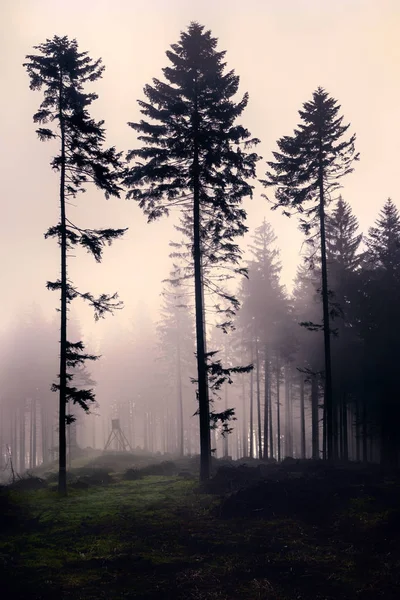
{"left": 1, "top": 472, "right": 399, "bottom": 599}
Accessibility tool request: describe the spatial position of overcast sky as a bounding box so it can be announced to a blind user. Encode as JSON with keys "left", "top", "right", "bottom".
{"left": 1, "top": 0, "right": 399, "bottom": 343}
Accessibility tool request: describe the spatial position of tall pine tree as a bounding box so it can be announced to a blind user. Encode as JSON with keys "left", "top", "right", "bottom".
{"left": 124, "top": 22, "right": 260, "bottom": 480}
{"left": 24, "top": 36, "right": 127, "bottom": 494}
{"left": 362, "top": 199, "right": 400, "bottom": 466}
{"left": 262, "top": 88, "right": 359, "bottom": 460}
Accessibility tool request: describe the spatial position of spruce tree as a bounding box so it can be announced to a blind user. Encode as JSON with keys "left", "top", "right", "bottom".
{"left": 326, "top": 197, "right": 363, "bottom": 276}
{"left": 362, "top": 199, "right": 400, "bottom": 466}
{"left": 326, "top": 197, "right": 364, "bottom": 459}
{"left": 262, "top": 88, "right": 359, "bottom": 460}
{"left": 24, "top": 36, "right": 127, "bottom": 494}
{"left": 366, "top": 198, "right": 400, "bottom": 276}
{"left": 124, "top": 22, "right": 260, "bottom": 480}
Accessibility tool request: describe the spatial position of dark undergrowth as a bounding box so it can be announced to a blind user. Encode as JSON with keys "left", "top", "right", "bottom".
{"left": 1, "top": 456, "right": 399, "bottom": 599}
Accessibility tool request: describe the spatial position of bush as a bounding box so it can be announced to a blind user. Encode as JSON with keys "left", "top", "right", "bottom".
{"left": 122, "top": 468, "right": 143, "bottom": 481}
{"left": 77, "top": 469, "right": 114, "bottom": 486}
{"left": 8, "top": 475, "right": 48, "bottom": 491}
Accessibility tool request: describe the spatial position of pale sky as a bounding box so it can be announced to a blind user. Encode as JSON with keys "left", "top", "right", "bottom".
{"left": 1, "top": 0, "right": 399, "bottom": 343}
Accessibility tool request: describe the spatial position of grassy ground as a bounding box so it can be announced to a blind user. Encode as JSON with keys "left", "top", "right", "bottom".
{"left": 1, "top": 459, "right": 399, "bottom": 599}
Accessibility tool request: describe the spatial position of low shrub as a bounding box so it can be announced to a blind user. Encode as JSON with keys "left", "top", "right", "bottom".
{"left": 122, "top": 468, "right": 143, "bottom": 481}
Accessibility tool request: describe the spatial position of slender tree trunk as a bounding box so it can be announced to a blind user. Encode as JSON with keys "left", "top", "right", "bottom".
{"left": 276, "top": 363, "right": 281, "bottom": 462}
{"left": 311, "top": 376, "right": 319, "bottom": 460}
{"left": 269, "top": 368, "right": 274, "bottom": 460}
{"left": 249, "top": 343, "right": 254, "bottom": 459}
{"left": 263, "top": 347, "right": 269, "bottom": 460}
{"left": 149, "top": 411, "right": 154, "bottom": 453}
{"left": 342, "top": 395, "right": 348, "bottom": 461}
{"left": 68, "top": 407, "right": 72, "bottom": 468}
{"left": 242, "top": 371, "right": 247, "bottom": 458}
{"left": 211, "top": 426, "right": 217, "bottom": 457}
{"left": 256, "top": 338, "right": 262, "bottom": 459}
{"left": 50, "top": 415, "right": 54, "bottom": 462}
{"left": 355, "top": 398, "right": 361, "bottom": 462}
{"left": 19, "top": 403, "right": 25, "bottom": 473}
{"left": 322, "top": 395, "right": 327, "bottom": 460}
{"left": 223, "top": 382, "right": 229, "bottom": 457}
{"left": 32, "top": 397, "right": 37, "bottom": 468}
{"left": 176, "top": 311, "right": 184, "bottom": 457}
{"left": 300, "top": 375, "right": 306, "bottom": 459}
{"left": 362, "top": 398, "right": 368, "bottom": 463}
{"left": 41, "top": 405, "right": 47, "bottom": 465}
{"left": 284, "top": 366, "right": 292, "bottom": 458}
{"left": 58, "top": 75, "right": 68, "bottom": 495}
{"left": 223, "top": 345, "right": 229, "bottom": 458}
{"left": 318, "top": 134, "right": 336, "bottom": 461}
{"left": 29, "top": 400, "right": 34, "bottom": 469}
{"left": 13, "top": 410, "right": 18, "bottom": 472}
{"left": 339, "top": 392, "right": 343, "bottom": 459}
{"left": 192, "top": 93, "right": 211, "bottom": 481}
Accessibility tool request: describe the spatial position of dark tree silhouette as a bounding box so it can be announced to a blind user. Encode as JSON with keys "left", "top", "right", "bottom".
{"left": 325, "top": 198, "right": 364, "bottom": 460}
{"left": 124, "top": 22, "right": 260, "bottom": 480}
{"left": 262, "top": 87, "right": 359, "bottom": 460}
{"left": 361, "top": 199, "right": 400, "bottom": 466}
{"left": 24, "top": 36, "right": 127, "bottom": 494}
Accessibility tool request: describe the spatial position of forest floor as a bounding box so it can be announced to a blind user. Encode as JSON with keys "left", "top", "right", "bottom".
{"left": 1, "top": 453, "right": 400, "bottom": 599}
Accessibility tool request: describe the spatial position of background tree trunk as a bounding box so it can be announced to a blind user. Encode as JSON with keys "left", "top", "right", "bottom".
{"left": 300, "top": 376, "right": 306, "bottom": 459}
{"left": 256, "top": 339, "right": 262, "bottom": 459}
{"left": 263, "top": 348, "right": 269, "bottom": 460}
{"left": 276, "top": 363, "right": 281, "bottom": 462}
{"left": 311, "top": 376, "right": 319, "bottom": 460}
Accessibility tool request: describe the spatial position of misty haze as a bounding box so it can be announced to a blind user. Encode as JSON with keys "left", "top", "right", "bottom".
{"left": 1, "top": 1, "right": 400, "bottom": 599}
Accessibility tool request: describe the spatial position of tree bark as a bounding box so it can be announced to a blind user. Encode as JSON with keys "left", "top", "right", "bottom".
{"left": 176, "top": 308, "right": 184, "bottom": 457}
{"left": 300, "top": 375, "right": 306, "bottom": 459}
{"left": 284, "top": 365, "right": 292, "bottom": 458}
{"left": 58, "top": 72, "right": 68, "bottom": 495}
{"left": 362, "top": 397, "right": 368, "bottom": 463}
{"left": 223, "top": 382, "right": 229, "bottom": 457}
{"left": 355, "top": 397, "right": 361, "bottom": 462}
{"left": 311, "top": 376, "right": 319, "bottom": 460}
{"left": 192, "top": 91, "right": 211, "bottom": 481}
{"left": 241, "top": 372, "right": 247, "bottom": 458}
{"left": 19, "top": 403, "right": 25, "bottom": 473}
{"left": 263, "top": 346, "right": 269, "bottom": 460}
{"left": 342, "top": 394, "right": 348, "bottom": 461}
{"left": 32, "top": 397, "right": 37, "bottom": 468}
{"left": 255, "top": 338, "right": 262, "bottom": 459}
{"left": 223, "top": 344, "right": 229, "bottom": 458}
{"left": 249, "top": 343, "right": 254, "bottom": 459}
{"left": 318, "top": 128, "right": 336, "bottom": 461}
{"left": 269, "top": 365, "right": 274, "bottom": 460}
{"left": 276, "top": 363, "right": 281, "bottom": 462}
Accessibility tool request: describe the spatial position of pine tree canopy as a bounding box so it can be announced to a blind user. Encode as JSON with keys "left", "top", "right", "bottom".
{"left": 124, "top": 22, "right": 260, "bottom": 240}
{"left": 366, "top": 198, "right": 400, "bottom": 276}
{"left": 24, "top": 35, "right": 127, "bottom": 319}
{"left": 24, "top": 35, "right": 124, "bottom": 199}
{"left": 326, "top": 197, "right": 363, "bottom": 273}
{"left": 261, "top": 87, "right": 359, "bottom": 234}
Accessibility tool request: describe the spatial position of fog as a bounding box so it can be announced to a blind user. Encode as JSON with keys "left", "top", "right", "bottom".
{"left": 1, "top": 0, "right": 399, "bottom": 474}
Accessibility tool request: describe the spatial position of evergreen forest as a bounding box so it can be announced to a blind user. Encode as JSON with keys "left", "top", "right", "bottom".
{"left": 1, "top": 10, "right": 399, "bottom": 600}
